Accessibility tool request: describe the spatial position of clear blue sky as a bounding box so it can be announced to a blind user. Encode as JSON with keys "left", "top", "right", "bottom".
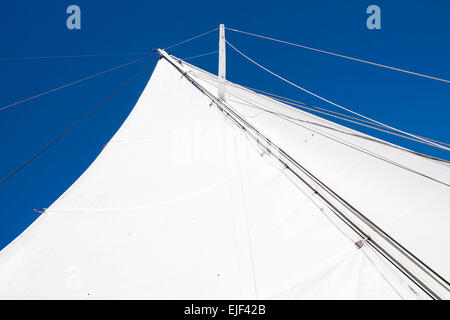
{"left": 0, "top": 0, "right": 449, "bottom": 250}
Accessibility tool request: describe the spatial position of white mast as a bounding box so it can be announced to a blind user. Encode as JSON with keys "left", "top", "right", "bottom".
{"left": 218, "top": 24, "right": 226, "bottom": 101}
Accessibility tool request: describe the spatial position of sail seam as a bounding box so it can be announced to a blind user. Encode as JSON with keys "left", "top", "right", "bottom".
{"left": 235, "top": 142, "right": 259, "bottom": 299}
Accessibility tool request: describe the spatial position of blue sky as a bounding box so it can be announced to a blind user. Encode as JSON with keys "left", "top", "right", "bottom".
{"left": 0, "top": 0, "right": 449, "bottom": 250}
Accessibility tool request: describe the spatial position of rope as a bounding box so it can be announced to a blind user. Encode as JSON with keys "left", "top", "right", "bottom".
{"left": 224, "top": 86, "right": 450, "bottom": 162}
{"left": 225, "top": 40, "right": 450, "bottom": 152}
{"left": 260, "top": 97, "right": 450, "bottom": 151}
{"left": 0, "top": 55, "right": 153, "bottom": 113}
{"left": 227, "top": 95, "right": 443, "bottom": 151}
{"left": 226, "top": 93, "right": 450, "bottom": 164}
{"left": 0, "top": 58, "right": 158, "bottom": 187}
{"left": 225, "top": 93, "right": 450, "bottom": 187}
{"left": 0, "top": 52, "right": 150, "bottom": 61}
{"left": 188, "top": 69, "right": 450, "bottom": 154}
{"left": 248, "top": 89, "right": 450, "bottom": 148}
{"left": 163, "top": 27, "right": 218, "bottom": 50}
{"left": 226, "top": 27, "right": 450, "bottom": 84}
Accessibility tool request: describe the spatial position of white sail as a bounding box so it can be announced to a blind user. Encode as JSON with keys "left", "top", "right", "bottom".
{"left": 0, "top": 51, "right": 448, "bottom": 299}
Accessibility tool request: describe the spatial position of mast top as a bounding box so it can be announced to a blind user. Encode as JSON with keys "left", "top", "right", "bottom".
{"left": 218, "top": 24, "right": 226, "bottom": 101}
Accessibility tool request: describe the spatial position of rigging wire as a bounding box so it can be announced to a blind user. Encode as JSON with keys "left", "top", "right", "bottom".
{"left": 0, "top": 55, "right": 153, "bottom": 113}
{"left": 227, "top": 95, "right": 437, "bottom": 150}
{"left": 223, "top": 93, "right": 450, "bottom": 187}
{"left": 225, "top": 40, "right": 450, "bottom": 152}
{"left": 231, "top": 84, "right": 400, "bottom": 128}
{"left": 195, "top": 72, "right": 419, "bottom": 138}
{"left": 1, "top": 28, "right": 218, "bottom": 62}
{"left": 258, "top": 97, "right": 450, "bottom": 151}
{"left": 226, "top": 93, "right": 450, "bottom": 165}
{"left": 226, "top": 27, "right": 450, "bottom": 84}
{"left": 0, "top": 27, "right": 218, "bottom": 113}
{"left": 189, "top": 69, "right": 450, "bottom": 154}
{"left": 163, "top": 27, "right": 218, "bottom": 50}
{"left": 189, "top": 66, "right": 389, "bottom": 132}
{"left": 249, "top": 89, "right": 450, "bottom": 148}
{"left": 181, "top": 50, "right": 218, "bottom": 61}
{"left": 179, "top": 59, "right": 446, "bottom": 164}
{"left": 0, "top": 27, "right": 219, "bottom": 184}
{"left": 0, "top": 58, "right": 158, "bottom": 187}
{"left": 0, "top": 51, "right": 150, "bottom": 61}
{"left": 272, "top": 97, "right": 450, "bottom": 149}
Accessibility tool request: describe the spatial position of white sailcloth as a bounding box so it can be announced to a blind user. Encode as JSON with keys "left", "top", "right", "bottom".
{"left": 0, "top": 52, "right": 448, "bottom": 299}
